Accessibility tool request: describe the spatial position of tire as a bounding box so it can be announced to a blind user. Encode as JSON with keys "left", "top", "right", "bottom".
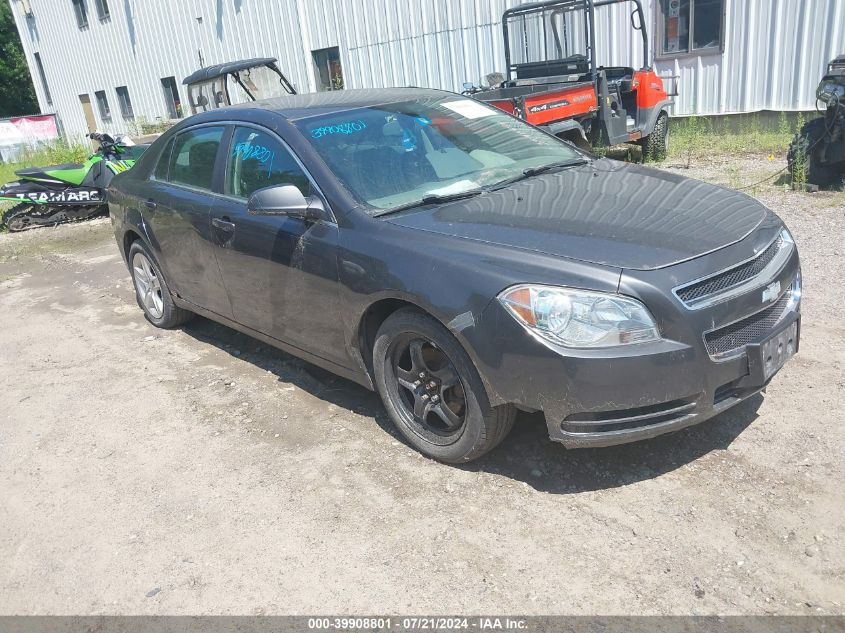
{"left": 372, "top": 308, "right": 516, "bottom": 463}
{"left": 787, "top": 117, "right": 844, "bottom": 187}
{"left": 127, "top": 240, "right": 193, "bottom": 328}
{"left": 640, "top": 111, "right": 669, "bottom": 162}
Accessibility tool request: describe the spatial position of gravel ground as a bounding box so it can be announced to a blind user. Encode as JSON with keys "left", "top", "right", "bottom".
{"left": 0, "top": 154, "right": 843, "bottom": 615}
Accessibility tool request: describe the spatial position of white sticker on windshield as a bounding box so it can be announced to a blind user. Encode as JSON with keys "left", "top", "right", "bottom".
{"left": 441, "top": 100, "right": 495, "bottom": 119}
{"left": 427, "top": 180, "right": 479, "bottom": 196}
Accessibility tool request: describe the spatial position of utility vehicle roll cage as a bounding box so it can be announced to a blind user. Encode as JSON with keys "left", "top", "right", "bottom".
{"left": 502, "top": 0, "right": 650, "bottom": 82}
{"left": 183, "top": 57, "right": 297, "bottom": 114}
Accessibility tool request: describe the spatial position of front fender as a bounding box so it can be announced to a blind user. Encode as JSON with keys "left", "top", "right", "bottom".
{"left": 337, "top": 216, "right": 622, "bottom": 404}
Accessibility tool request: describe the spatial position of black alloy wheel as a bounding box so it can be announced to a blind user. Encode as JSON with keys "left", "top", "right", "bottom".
{"left": 390, "top": 334, "right": 468, "bottom": 443}
{"left": 373, "top": 308, "right": 516, "bottom": 463}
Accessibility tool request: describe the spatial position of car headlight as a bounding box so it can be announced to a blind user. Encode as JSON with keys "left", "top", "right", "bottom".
{"left": 497, "top": 284, "right": 661, "bottom": 348}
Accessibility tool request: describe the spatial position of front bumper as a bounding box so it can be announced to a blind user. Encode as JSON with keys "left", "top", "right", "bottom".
{"left": 464, "top": 228, "right": 801, "bottom": 449}
{"left": 550, "top": 311, "right": 799, "bottom": 448}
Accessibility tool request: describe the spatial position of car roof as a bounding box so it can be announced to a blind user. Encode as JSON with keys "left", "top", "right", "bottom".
{"left": 210, "top": 87, "right": 454, "bottom": 121}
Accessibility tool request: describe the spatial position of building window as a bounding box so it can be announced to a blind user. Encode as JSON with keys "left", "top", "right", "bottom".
{"left": 95, "top": 90, "right": 111, "bottom": 121}
{"left": 161, "top": 76, "right": 183, "bottom": 119}
{"left": 94, "top": 0, "right": 110, "bottom": 20}
{"left": 658, "top": 0, "right": 722, "bottom": 57}
{"left": 116, "top": 86, "right": 134, "bottom": 119}
{"left": 312, "top": 47, "right": 344, "bottom": 91}
{"left": 72, "top": 0, "right": 89, "bottom": 29}
{"left": 33, "top": 53, "right": 52, "bottom": 106}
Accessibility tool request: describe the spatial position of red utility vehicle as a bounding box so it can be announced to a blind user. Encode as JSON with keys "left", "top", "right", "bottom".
{"left": 471, "top": 0, "right": 677, "bottom": 160}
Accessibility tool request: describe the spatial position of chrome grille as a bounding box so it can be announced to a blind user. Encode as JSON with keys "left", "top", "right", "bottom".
{"left": 704, "top": 290, "right": 792, "bottom": 357}
{"left": 677, "top": 235, "right": 783, "bottom": 305}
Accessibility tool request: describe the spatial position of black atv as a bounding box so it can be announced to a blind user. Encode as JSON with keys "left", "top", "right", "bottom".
{"left": 788, "top": 55, "right": 845, "bottom": 187}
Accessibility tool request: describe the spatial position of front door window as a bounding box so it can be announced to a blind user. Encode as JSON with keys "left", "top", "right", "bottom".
{"left": 224, "top": 126, "right": 312, "bottom": 199}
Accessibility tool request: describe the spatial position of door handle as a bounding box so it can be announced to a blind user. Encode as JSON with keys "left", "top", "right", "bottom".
{"left": 211, "top": 217, "right": 236, "bottom": 232}
{"left": 211, "top": 216, "right": 236, "bottom": 247}
{"left": 144, "top": 199, "right": 157, "bottom": 209}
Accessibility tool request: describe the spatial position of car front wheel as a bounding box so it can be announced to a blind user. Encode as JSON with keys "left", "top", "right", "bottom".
{"left": 128, "top": 240, "right": 193, "bottom": 328}
{"left": 373, "top": 308, "right": 515, "bottom": 463}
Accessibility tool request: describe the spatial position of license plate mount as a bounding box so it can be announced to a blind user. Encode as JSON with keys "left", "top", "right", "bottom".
{"left": 747, "top": 316, "right": 799, "bottom": 384}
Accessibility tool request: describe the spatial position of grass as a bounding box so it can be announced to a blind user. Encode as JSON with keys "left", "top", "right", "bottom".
{"left": 601, "top": 112, "right": 809, "bottom": 179}
{"left": 1, "top": 140, "right": 90, "bottom": 189}
{"left": 667, "top": 112, "right": 805, "bottom": 166}
{"left": 660, "top": 112, "right": 833, "bottom": 191}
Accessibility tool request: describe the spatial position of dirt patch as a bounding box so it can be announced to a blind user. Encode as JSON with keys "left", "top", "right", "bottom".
{"left": 0, "top": 156, "right": 842, "bottom": 615}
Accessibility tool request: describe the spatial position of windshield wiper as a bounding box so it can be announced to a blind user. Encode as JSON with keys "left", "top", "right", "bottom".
{"left": 373, "top": 158, "right": 589, "bottom": 216}
{"left": 488, "top": 158, "right": 590, "bottom": 191}
{"left": 525, "top": 158, "right": 590, "bottom": 177}
{"left": 374, "top": 189, "right": 483, "bottom": 216}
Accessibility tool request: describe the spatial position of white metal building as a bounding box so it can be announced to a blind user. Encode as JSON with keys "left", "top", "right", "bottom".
{"left": 9, "top": 0, "right": 845, "bottom": 141}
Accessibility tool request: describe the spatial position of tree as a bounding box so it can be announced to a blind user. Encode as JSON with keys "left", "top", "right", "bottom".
{"left": 0, "top": 1, "right": 38, "bottom": 117}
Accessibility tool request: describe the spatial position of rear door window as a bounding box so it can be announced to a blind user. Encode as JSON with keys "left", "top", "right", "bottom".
{"left": 224, "top": 126, "right": 312, "bottom": 200}
{"left": 167, "top": 126, "right": 225, "bottom": 191}
{"left": 153, "top": 137, "right": 174, "bottom": 181}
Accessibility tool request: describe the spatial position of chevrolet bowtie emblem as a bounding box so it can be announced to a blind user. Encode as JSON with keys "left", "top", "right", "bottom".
{"left": 762, "top": 280, "right": 781, "bottom": 303}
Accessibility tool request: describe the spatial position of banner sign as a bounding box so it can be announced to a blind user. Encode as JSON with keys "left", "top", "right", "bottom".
{"left": 0, "top": 114, "right": 59, "bottom": 147}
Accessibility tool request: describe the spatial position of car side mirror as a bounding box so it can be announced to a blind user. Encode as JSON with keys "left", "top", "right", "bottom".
{"left": 247, "top": 184, "right": 324, "bottom": 222}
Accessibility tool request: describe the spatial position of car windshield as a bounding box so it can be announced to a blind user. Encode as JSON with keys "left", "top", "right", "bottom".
{"left": 293, "top": 95, "right": 582, "bottom": 212}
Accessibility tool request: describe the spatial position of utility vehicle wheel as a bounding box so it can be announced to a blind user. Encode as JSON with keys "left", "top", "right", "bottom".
{"left": 128, "top": 241, "right": 193, "bottom": 328}
{"left": 372, "top": 308, "right": 516, "bottom": 463}
{"left": 788, "top": 118, "right": 844, "bottom": 187}
{"left": 641, "top": 111, "right": 669, "bottom": 162}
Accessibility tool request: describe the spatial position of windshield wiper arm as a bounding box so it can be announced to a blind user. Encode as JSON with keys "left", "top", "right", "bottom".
{"left": 524, "top": 158, "right": 590, "bottom": 177}
{"left": 374, "top": 189, "right": 483, "bottom": 216}
{"left": 374, "top": 158, "right": 589, "bottom": 216}
{"left": 488, "top": 158, "right": 590, "bottom": 191}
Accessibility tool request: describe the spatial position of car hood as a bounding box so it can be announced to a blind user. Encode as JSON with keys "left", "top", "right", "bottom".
{"left": 384, "top": 159, "right": 770, "bottom": 270}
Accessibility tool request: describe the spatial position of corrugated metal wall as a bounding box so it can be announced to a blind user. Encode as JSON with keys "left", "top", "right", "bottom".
{"left": 652, "top": 0, "right": 845, "bottom": 114}
{"left": 9, "top": 0, "right": 317, "bottom": 140}
{"left": 9, "top": 0, "right": 845, "bottom": 141}
{"left": 328, "top": 0, "right": 845, "bottom": 115}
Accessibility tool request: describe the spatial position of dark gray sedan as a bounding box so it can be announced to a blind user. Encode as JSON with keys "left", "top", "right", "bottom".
{"left": 107, "top": 88, "right": 801, "bottom": 463}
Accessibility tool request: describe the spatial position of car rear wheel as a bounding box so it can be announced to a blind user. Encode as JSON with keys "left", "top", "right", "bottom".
{"left": 128, "top": 241, "right": 193, "bottom": 328}
{"left": 373, "top": 308, "right": 515, "bottom": 463}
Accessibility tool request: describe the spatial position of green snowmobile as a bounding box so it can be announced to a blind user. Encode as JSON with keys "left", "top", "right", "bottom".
{"left": 1, "top": 132, "right": 146, "bottom": 231}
